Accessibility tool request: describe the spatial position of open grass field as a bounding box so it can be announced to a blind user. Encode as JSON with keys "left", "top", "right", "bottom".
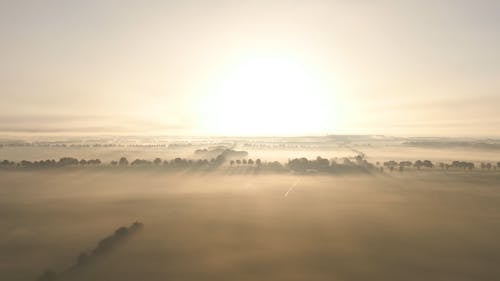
{"left": 1, "top": 170, "right": 500, "bottom": 281}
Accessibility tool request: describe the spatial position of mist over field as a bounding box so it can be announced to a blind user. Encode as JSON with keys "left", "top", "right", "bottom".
{"left": 0, "top": 136, "right": 500, "bottom": 281}
{"left": 2, "top": 170, "right": 500, "bottom": 281}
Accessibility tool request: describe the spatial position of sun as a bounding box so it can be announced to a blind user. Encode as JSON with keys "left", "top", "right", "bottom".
{"left": 198, "top": 55, "right": 335, "bottom": 136}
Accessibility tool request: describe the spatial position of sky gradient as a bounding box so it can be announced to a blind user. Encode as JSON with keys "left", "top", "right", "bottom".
{"left": 1, "top": 0, "right": 499, "bottom": 137}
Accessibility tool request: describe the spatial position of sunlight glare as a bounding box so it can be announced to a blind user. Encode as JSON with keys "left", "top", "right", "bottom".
{"left": 199, "top": 55, "right": 335, "bottom": 136}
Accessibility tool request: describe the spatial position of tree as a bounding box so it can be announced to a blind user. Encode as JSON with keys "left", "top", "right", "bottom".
{"left": 131, "top": 159, "right": 152, "bottom": 166}
{"left": 383, "top": 160, "right": 398, "bottom": 171}
{"left": 422, "top": 160, "right": 434, "bottom": 168}
{"left": 115, "top": 226, "right": 128, "bottom": 237}
{"left": 59, "top": 157, "right": 79, "bottom": 166}
{"left": 383, "top": 160, "right": 397, "bottom": 167}
{"left": 399, "top": 161, "right": 412, "bottom": 167}
{"left": 255, "top": 159, "right": 262, "bottom": 166}
{"left": 76, "top": 252, "right": 89, "bottom": 265}
{"left": 414, "top": 160, "right": 423, "bottom": 170}
{"left": 173, "top": 158, "right": 186, "bottom": 167}
{"left": 153, "top": 158, "right": 162, "bottom": 165}
{"left": 118, "top": 157, "right": 129, "bottom": 166}
{"left": 315, "top": 156, "right": 330, "bottom": 170}
{"left": 268, "top": 161, "right": 284, "bottom": 171}
{"left": 288, "top": 158, "right": 309, "bottom": 172}
{"left": 21, "top": 160, "right": 33, "bottom": 167}
{"left": 451, "top": 161, "right": 474, "bottom": 170}
{"left": 0, "top": 160, "right": 14, "bottom": 167}
{"left": 88, "top": 159, "right": 101, "bottom": 165}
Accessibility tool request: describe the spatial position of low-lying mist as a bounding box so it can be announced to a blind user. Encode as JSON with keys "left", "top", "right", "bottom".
{"left": 1, "top": 170, "right": 500, "bottom": 281}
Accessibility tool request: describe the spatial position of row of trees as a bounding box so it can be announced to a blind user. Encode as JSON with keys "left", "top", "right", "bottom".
{"left": 110, "top": 155, "right": 226, "bottom": 169}
{"left": 480, "top": 162, "right": 497, "bottom": 170}
{"left": 443, "top": 161, "right": 475, "bottom": 170}
{"left": 287, "top": 156, "right": 374, "bottom": 174}
{"left": 115, "top": 156, "right": 289, "bottom": 172}
{"left": 379, "top": 160, "right": 500, "bottom": 171}
{"left": 2, "top": 157, "right": 500, "bottom": 173}
{"left": 229, "top": 158, "right": 262, "bottom": 166}
{"left": 381, "top": 160, "right": 434, "bottom": 171}
{"left": 37, "top": 222, "right": 144, "bottom": 281}
{"left": 1, "top": 157, "right": 102, "bottom": 168}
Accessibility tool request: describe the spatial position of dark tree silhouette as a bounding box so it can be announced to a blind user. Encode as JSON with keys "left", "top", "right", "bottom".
{"left": 267, "top": 161, "right": 285, "bottom": 171}
{"left": 383, "top": 160, "right": 398, "bottom": 171}
{"left": 399, "top": 161, "right": 412, "bottom": 167}
{"left": 451, "top": 161, "right": 474, "bottom": 170}
{"left": 76, "top": 252, "right": 89, "bottom": 265}
{"left": 422, "top": 160, "right": 434, "bottom": 168}
{"left": 59, "top": 157, "right": 79, "bottom": 166}
{"left": 315, "top": 156, "right": 330, "bottom": 171}
{"left": 88, "top": 159, "right": 101, "bottom": 165}
{"left": 1, "top": 159, "right": 15, "bottom": 166}
{"left": 21, "top": 160, "right": 32, "bottom": 167}
{"left": 131, "top": 159, "right": 152, "bottom": 166}
{"left": 118, "top": 157, "right": 129, "bottom": 166}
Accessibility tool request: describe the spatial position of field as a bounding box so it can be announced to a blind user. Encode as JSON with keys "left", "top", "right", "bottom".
{"left": 2, "top": 170, "right": 500, "bottom": 281}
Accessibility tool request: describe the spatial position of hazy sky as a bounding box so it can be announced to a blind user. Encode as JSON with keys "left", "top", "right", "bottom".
{"left": 1, "top": 0, "right": 499, "bottom": 137}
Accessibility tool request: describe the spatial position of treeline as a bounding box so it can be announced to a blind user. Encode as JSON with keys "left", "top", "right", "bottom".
{"left": 110, "top": 155, "right": 226, "bottom": 170}
{"left": 36, "top": 222, "right": 144, "bottom": 281}
{"left": 0, "top": 155, "right": 228, "bottom": 170}
{"left": 1, "top": 156, "right": 499, "bottom": 174}
{"left": 379, "top": 160, "right": 499, "bottom": 172}
{"left": 0, "top": 157, "right": 102, "bottom": 168}
{"left": 287, "top": 156, "right": 374, "bottom": 174}
{"left": 381, "top": 160, "right": 434, "bottom": 171}
{"left": 115, "top": 156, "right": 290, "bottom": 173}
